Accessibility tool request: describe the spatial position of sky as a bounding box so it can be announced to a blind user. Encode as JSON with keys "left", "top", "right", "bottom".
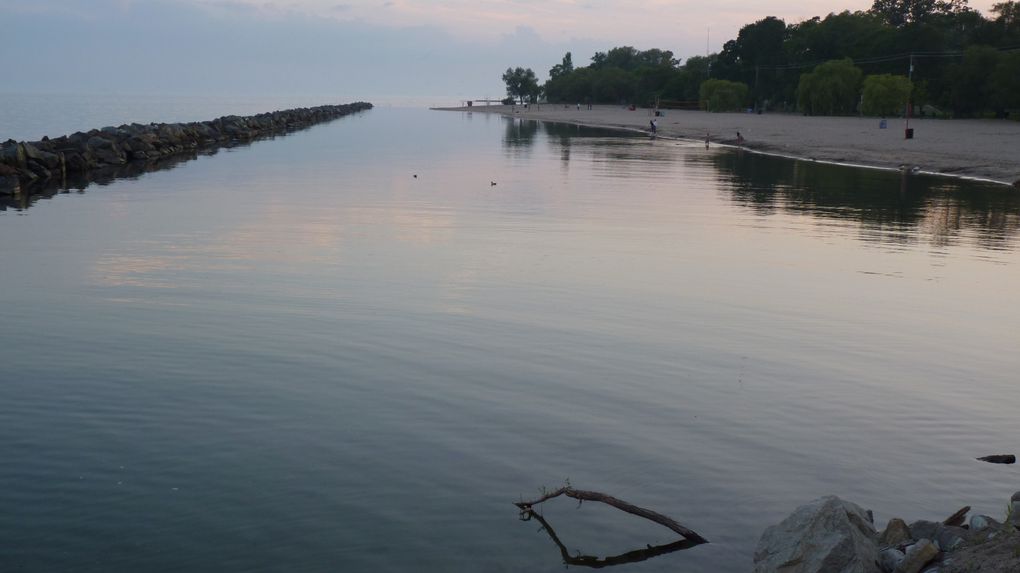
{"left": 0, "top": 0, "right": 1002, "bottom": 105}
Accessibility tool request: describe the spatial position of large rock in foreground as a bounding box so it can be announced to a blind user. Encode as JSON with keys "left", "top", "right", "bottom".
{"left": 754, "top": 495, "right": 880, "bottom": 573}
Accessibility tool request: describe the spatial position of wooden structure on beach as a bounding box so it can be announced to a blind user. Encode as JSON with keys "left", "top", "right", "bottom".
{"left": 462, "top": 99, "right": 504, "bottom": 107}
{"left": 658, "top": 100, "right": 701, "bottom": 110}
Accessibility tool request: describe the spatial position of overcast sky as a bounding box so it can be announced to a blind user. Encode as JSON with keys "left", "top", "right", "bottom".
{"left": 1, "top": 0, "right": 1001, "bottom": 105}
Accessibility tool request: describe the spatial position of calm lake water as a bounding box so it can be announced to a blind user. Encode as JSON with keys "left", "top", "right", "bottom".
{"left": 2, "top": 104, "right": 1019, "bottom": 572}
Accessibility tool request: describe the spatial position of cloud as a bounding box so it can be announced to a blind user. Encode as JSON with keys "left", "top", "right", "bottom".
{"left": 0, "top": 0, "right": 1004, "bottom": 103}
{"left": 179, "top": 0, "right": 1002, "bottom": 54}
{"left": 1, "top": 0, "right": 602, "bottom": 102}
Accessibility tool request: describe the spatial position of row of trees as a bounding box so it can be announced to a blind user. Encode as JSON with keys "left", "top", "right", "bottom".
{"left": 502, "top": 0, "right": 1020, "bottom": 117}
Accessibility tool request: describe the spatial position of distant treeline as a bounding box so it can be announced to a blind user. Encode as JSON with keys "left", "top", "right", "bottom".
{"left": 502, "top": 0, "right": 1020, "bottom": 117}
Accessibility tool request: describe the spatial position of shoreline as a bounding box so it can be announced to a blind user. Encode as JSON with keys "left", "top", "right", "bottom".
{"left": 433, "top": 104, "right": 1020, "bottom": 187}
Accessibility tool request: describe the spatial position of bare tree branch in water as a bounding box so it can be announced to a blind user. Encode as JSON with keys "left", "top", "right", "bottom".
{"left": 514, "top": 486, "right": 709, "bottom": 544}
{"left": 520, "top": 508, "right": 700, "bottom": 568}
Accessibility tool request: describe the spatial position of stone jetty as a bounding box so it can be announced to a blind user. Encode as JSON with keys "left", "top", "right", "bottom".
{"left": 0, "top": 102, "right": 373, "bottom": 195}
{"left": 753, "top": 492, "right": 1020, "bottom": 572}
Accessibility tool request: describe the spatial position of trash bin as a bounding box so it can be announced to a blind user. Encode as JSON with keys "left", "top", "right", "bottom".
{"left": 466, "top": 101, "right": 472, "bottom": 107}
{"left": 905, "top": 128, "right": 914, "bottom": 139}
{"left": 879, "top": 119, "right": 887, "bottom": 129}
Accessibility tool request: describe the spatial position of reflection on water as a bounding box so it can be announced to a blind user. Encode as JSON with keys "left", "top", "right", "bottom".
{"left": 503, "top": 116, "right": 541, "bottom": 150}
{"left": 503, "top": 118, "right": 644, "bottom": 163}
{"left": 0, "top": 150, "right": 217, "bottom": 211}
{"left": 1, "top": 129, "right": 334, "bottom": 212}
{"left": 521, "top": 509, "right": 700, "bottom": 569}
{"left": 702, "top": 150, "right": 1020, "bottom": 251}
{"left": 499, "top": 116, "right": 1020, "bottom": 252}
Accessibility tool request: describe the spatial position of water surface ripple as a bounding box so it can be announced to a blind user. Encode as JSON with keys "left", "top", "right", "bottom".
{"left": 2, "top": 108, "right": 1018, "bottom": 572}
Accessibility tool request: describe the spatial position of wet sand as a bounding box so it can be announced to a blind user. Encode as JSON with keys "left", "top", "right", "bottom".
{"left": 435, "top": 104, "right": 1020, "bottom": 186}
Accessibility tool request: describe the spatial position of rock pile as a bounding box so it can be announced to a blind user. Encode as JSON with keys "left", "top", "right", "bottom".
{"left": 754, "top": 492, "right": 1020, "bottom": 573}
{"left": 0, "top": 102, "right": 373, "bottom": 195}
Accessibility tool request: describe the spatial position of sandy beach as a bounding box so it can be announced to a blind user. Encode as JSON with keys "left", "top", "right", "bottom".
{"left": 436, "top": 104, "right": 1020, "bottom": 186}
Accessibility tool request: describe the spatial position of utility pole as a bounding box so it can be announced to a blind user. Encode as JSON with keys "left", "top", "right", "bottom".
{"left": 905, "top": 54, "right": 914, "bottom": 139}
{"left": 705, "top": 27, "right": 712, "bottom": 113}
{"left": 706, "top": 27, "right": 711, "bottom": 78}
{"left": 755, "top": 65, "right": 760, "bottom": 111}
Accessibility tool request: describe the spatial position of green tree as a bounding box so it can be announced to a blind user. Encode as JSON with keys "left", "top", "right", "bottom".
{"left": 870, "top": 0, "right": 970, "bottom": 27}
{"left": 699, "top": 79, "right": 750, "bottom": 111}
{"left": 787, "top": 11, "right": 892, "bottom": 62}
{"left": 590, "top": 47, "right": 677, "bottom": 71}
{"left": 663, "top": 55, "right": 713, "bottom": 102}
{"left": 944, "top": 45, "right": 1000, "bottom": 115}
{"left": 861, "top": 74, "right": 913, "bottom": 115}
{"left": 797, "top": 59, "right": 863, "bottom": 115}
{"left": 991, "top": 52, "right": 1020, "bottom": 114}
{"left": 502, "top": 67, "right": 541, "bottom": 104}
{"left": 993, "top": 0, "right": 1020, "bottom": 24}
{"left": 591, "top": 67, "right": 638, "bottom": 103}
{"left": 991, "top": 2, "right": 1020, "bottom": 43}
{"left": 544, "top": 53, "right": 576, "bottom": 102}
{"left": 548, "top": 52, "right": 574, "bottom": 80}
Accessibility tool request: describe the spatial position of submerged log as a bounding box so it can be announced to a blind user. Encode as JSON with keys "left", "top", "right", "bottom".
{"left": 515, "top": 486, "right": 708, "bottom": 544}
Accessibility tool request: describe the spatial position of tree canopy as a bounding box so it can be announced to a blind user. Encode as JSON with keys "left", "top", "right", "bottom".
{"left": 861, "top": 74, "right": 913, "bottom": 115}
{"left": 797, "top": 59, "right": 863, "bottom": 115}
{"left": 870, "top": 0, "right": 970, "bottom": 27}
{"left": 501, "top": 0, "right": 1020, "bottom": 117}
{"left": 502, "top": 67, "right": 541, "bottom": 104}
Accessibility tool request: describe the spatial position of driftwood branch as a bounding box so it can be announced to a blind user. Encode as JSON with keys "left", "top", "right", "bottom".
{"left": 521, "top": 508, "right": 699, "bottom": 568}
{"left": 515, "top": 486, "right": 708, "bottom": 544}
{"left": 943, "top": 506, "right": 971, "bottom": 527}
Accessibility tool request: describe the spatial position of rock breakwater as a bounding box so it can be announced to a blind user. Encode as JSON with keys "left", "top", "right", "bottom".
{"left": 0, "top": 102, "right": 373, "bottom": 195}
{"left": 753, "top": 492, "right": 1020, "bottom": 572}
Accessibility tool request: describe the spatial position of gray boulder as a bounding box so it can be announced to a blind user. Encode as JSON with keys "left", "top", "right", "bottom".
{"left": 879, "top": 518, "right": 913, "bottom": 547}
{"left": 933, "top": 526, "right": 968, "bottom": 553}
{"left": 753, "top": 496, "right": 880, "bottom": 573}
{"left": 86, "top": 136, "right": 126, "bottom": 165}
{"left": 63, "top": 152, "right": 88, "bottom": 172}
{"left": 878, "top": 548, "right": 905, "bottom": 572}
{"left": 897, "top": 539, "right": 938, "bottom": 573}
{"left": 0, "top": 167, "right": 20, "bottom": 193}
{"left": 0, "top": 141, "right": 26, "bottom": 168}
{"left": 22, "top": 143, "right": 60, "bottom": 169}
{"left": 26, "top": 159, "right": 51, "bottom": 180}
{"left": 1010, "top": 491, "right": 1020, "bottom": 528}
{"left": 969, "top": 514, "right": 1000, "bottom": 532}
{"left": 908, "top": 520, "right": 940, "bottom": 541}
